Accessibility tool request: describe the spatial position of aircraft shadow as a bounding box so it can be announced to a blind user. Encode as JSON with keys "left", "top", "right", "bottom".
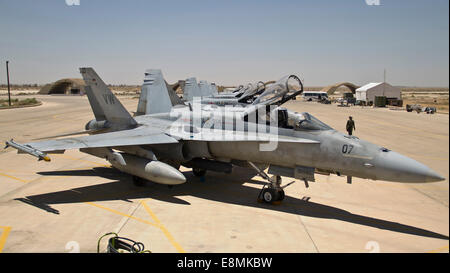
{"left": 14, "top": 166, "right": 449, "bottom": 241}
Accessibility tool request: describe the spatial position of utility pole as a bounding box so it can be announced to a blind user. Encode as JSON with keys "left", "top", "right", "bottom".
{"left": 6, "top": 61, "right": 11, "bottom": 106}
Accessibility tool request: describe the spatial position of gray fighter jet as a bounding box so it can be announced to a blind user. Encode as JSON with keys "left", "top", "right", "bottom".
{"left": 4, "top": 68, "right": 445, "bottom": 204}
{"left": 182, "top": 77, "right": 266, "bottom": 106}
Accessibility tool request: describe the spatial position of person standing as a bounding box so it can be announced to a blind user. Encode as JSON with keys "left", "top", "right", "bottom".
{"left": 346, "top": 116, "right": 356, "bottom": 135}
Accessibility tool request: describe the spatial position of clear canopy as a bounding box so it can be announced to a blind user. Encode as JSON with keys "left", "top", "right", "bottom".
{"left": 252, "top": 75, "right": 302, "bottom": 105}
{"left": 292, "top": 112, "right": 333, "bottom": 131}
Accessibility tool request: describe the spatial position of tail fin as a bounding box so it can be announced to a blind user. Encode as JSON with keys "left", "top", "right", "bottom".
{"left": 165, "top": 80, "right": 185, "bottom": 107}
{"left": 80, "top": 67, "right": 137, "bottom": 128}
{"left": 137, "top": 69, "right": 180, "bottom": 115}
{"left": 183, "top": 77, "right": 203, "bottom": 101}
{"left": 198, "top": 80, "right": 213, "bottom": 97}
{"left": 210, "top": 83, "right": 219, "bottom": 96}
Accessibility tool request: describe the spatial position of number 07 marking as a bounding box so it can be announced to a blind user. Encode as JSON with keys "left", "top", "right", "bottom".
{"left": 342, "top": 144, "right": 354, "bottom": 154}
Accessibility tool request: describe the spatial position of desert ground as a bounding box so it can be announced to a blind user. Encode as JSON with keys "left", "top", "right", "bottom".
{"left": 0, "top": 94, "right": 448, "bottom": 253}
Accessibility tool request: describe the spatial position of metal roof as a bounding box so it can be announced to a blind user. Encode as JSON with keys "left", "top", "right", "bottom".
{"left": 355, "top": 82, "right": 383, "bottom": 92}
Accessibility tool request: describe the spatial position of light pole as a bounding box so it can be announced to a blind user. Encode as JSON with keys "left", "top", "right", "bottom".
{"left": 6, "top": 61, "right": 11, "bottom": 106}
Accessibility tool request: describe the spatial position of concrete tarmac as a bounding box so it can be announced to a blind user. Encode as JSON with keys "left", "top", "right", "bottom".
{"left": 0, "top": 95, "right": 448, "bottom": 253}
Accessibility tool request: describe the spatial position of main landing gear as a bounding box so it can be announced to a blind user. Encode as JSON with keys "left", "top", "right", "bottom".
{"left": 132, "top": 175, "right": 146, "bottom": 187}
{"left": 132, "top": 175, "right": 175, "bottom": 189}
{"left": 192, "top": 168, "right": 207, "bottom": 177}
{"left": 248, "top": 162, "right": 293, "bottom": 205}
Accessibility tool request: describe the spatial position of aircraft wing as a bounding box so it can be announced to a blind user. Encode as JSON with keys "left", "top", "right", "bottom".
{"left": 167, "top": 127, "right": 319, "bottom": 144}
{"left": 10, "top": 126, "right": 178, "bottom": 154}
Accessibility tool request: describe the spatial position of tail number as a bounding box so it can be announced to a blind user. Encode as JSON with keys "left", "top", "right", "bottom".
{"left": 103, "top": 94, "right": 116, "bottom": 105}
{"left": 342, "top": 144, "right": 354, "bottom": 154}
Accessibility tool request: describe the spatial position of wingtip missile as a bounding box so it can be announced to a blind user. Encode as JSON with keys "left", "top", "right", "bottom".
{"left": 4, "top": 139, "right": 51, "bottom": 162}
{"left": 41, "top": 155, "right": 51, "bottom": 162}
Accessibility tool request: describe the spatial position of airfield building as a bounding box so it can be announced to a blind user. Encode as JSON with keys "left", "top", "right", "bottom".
{"left": 355, "top": 82, "right": 401, "bottom": 103}
{"left": 38, "top": 78, "right": 86, "bottom": 95}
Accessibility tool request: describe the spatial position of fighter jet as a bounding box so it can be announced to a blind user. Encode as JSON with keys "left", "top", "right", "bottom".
{"left": 4, "top": 68, "right": 445, "bottom": 205}
{"left": 182, "top": 77, "right": 266, "bottom": 106}
{"left": 219, "top": 85, "right": 245, "bottom": 97}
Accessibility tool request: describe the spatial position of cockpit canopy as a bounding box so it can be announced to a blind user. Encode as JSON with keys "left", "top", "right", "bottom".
{"left": 292, "top": 112, "right": 333, "bottom": 131}
{"left": 252, "top": 75, "right": 302, "bottom": 106}
{"left": 269, "top": 108, "right": 333, "bottom": 131}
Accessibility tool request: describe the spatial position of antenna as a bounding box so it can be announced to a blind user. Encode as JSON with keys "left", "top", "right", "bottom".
{"left": 6, "top": 61, "right": 11, "bottom": 106}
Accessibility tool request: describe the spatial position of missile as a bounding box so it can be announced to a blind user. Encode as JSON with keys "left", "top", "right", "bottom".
{"left": 4, "top": 139, "right": 51, "bottom": 162}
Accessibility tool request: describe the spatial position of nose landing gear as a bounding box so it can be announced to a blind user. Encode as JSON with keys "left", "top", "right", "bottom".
{"left": 248, "top": 162, "right": 290, "bottom": 204}
{"left": 258, "top": 182, "right": 285, "bottom": 204}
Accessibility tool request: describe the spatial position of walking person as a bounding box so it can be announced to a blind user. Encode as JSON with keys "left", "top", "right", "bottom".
{"left": 346, "top": 116, "right": 356, "bottom": 136}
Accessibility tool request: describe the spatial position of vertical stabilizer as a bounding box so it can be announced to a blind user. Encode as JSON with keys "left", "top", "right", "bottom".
{"left": 198, "top": 80, "right": 212, "bottom": 97}
{"left": 210, "top": 83, "right": 219, "bottom": 96}
{"left": 183, "top": 77, "right": 203, "bottom": 101}
{"left": 165, "top": 81, "right": 185, "bottom": 106}
{"left": 80, "top": 67, "right": 137, "bottom": 129}
{"left": 138, "top": 69, "right": 173, "bottom": 115}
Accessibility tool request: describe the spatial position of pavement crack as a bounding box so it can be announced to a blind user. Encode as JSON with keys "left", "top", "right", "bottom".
{"left": 409, "top": 186, "right": 449, "bottom": 208}
{"left": 290, "top": 203, "right": 320, "bottom": 253}
{"left": 116, "top": 200, "right": 142, "bottom": 234}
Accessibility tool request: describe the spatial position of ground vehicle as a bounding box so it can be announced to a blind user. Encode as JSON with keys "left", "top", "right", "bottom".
{"left": 302, "top": 91, "right": 328, "bottom": 101}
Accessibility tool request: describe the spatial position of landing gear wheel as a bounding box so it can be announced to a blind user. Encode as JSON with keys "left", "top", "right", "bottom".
{"left": 192, "top": 168, "right": 206, "bottom": 177}
{"left": 132, "top": 175, "right": 146, "bottom": 187}
{"left": 261, "top": 188, "right": 279, "bottom": 204}
{"left": 248, "top": 162, "right": 295, "bottom": 205}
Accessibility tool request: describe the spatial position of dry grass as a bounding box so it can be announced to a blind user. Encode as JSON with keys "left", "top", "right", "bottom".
{"left": 0, "top": 97, "right": 40, "bottom": 108}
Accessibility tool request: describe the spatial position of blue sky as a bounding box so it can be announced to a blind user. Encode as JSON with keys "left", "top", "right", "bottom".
{"left": 0, "top": 0, "right": 448, "bottom": 86}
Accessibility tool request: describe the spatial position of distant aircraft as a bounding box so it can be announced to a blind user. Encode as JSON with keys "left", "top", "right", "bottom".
{"left": 5, "top": 68, "right": 445, "bottom": 204}
{"left": 182, "top": 77, "right": 267, "bottom": 106}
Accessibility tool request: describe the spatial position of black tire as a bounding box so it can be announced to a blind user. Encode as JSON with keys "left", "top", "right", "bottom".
{"left": 132, "top": 175, "right": 146, "bottom": 187}
{"left": 193, "top": 168, "right": 206, "bottom": 177}
{"left": 261, "top": 188, "right": 279, "bottom": 203}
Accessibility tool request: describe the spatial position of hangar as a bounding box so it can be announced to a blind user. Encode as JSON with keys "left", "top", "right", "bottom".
{"left": 321, "top": 82, "right": 359, "bottom": 95}
{"left": 355, "top": 82, "right": 401, "bottom": 103}
{"left": 38, "top": 78, "right": 86, "bottom": 95}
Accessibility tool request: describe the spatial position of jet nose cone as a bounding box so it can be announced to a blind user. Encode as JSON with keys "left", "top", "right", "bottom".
{"left": 425, "top": 171, "right": 446, "bottom": 183}
{"left": 374, "top": 151, "right": 446, "bottom": 183}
